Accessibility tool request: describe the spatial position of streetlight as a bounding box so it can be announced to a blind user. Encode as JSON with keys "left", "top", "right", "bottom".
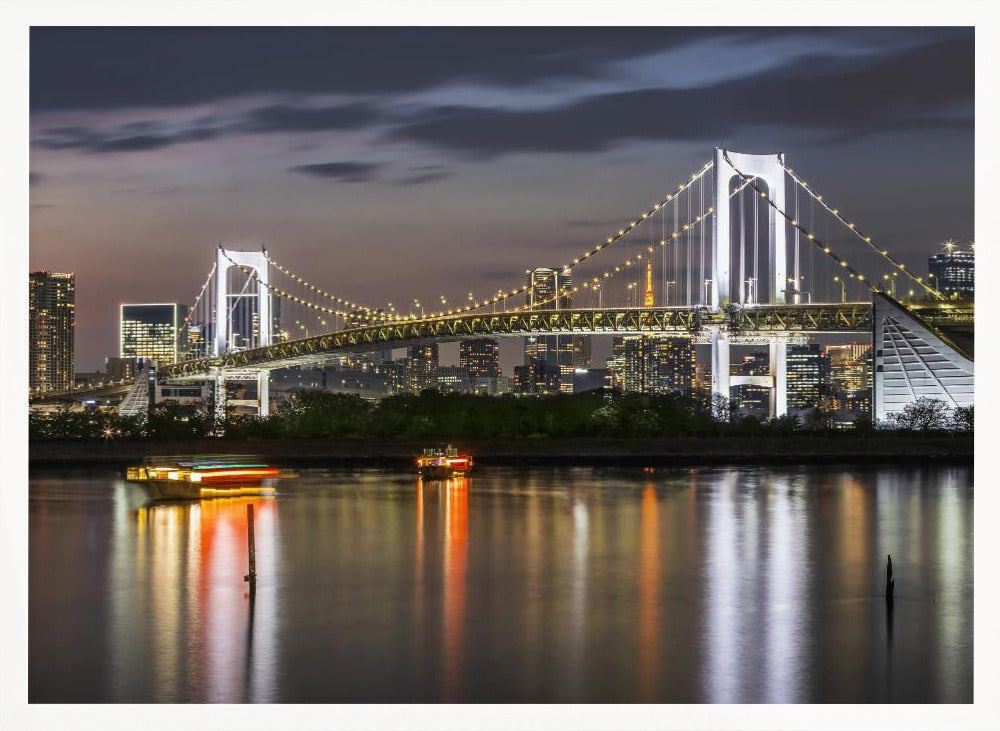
{"left": 745, "top": 277, "right": 757, "bottom": 304}
{"left": 833, "top": 275, "right": 846, "bottom": 303}
{"left": 882, "top": 274, "right": 896, "bottom": 297}
{"left": 665, "top": 280, "right": 676, "bottom": 306}
{"left": 627, "top": 282, "right": 637, "bottom": 309}
{"left": 703, "top": 279, "right": 713, "bottom": 305}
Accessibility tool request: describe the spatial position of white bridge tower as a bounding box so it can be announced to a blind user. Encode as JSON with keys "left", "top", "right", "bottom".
{"left": 710, "top": 149, "right": 789, "bottom": 418}
{"left": 213, "top": 246, "right": 272, "bottom": 417}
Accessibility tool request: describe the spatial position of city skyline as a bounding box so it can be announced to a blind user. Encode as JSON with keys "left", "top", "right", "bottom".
{"left": 29, "top": 27, "right": 974, "bottom": 370}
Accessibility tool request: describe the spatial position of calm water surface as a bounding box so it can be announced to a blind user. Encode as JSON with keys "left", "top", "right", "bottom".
{"left": 29, "top": 465, "right": 972, "bottom": 703}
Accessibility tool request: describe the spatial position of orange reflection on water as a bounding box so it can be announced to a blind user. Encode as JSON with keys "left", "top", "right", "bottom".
{"left": 637, "top": 484, "right": 660, "bottom": 701}
{"left": 126, "top": 495, "right": 276, "bottom": 702}
{"left": 442, "top": 478, "right": 468, "bottom": 702}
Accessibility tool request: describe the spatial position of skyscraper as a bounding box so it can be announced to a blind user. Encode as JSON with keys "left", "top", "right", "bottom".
{"left": 786, "top": 343, "right": 832, "bottom": 412}
{"left": 120, "top": 303, "right": 189, "bottom": 365}
{"left": 404, "top": 343, "right": 438, "bottom": 393}
{"left": 621, "top": 336, "right": 649, "bottom": 393}
{"left": 827, "top": 343, "right": 872, "bottom": 414}
{"left": 29, "top": 271, "right": 75, "bottom": 394}
{"left": 607, "top": 337, "right": 626, "bottom": 391}
{"left": 928, "top": 244, "right": 974, "bottom": 298}
{"left": 571, "top": 336, "right": 592, "bottom": 370}
{"left": 459, "top": 339, "right": 500, "bottom": 380}
{"left": 524, "top": 267, "right": 574, "bottom": 393}
{"left": 647, "top": 337, "right": 695, "bottom": 395}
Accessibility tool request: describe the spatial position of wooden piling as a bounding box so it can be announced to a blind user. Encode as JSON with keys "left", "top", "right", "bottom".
{"left": 885, "top": 553, "right": 894, "bottom": 602}
{"left": 244, "top": 504, "right": 257, "bottom": 588}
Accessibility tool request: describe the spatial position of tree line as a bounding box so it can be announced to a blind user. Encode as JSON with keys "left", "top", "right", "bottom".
{"left": 28, "top": 389, "right": 972, "bottom": 441}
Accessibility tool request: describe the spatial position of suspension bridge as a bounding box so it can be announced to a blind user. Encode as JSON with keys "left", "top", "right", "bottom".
{"left": 34, "top": 149, "right": 974, "bottom": 425}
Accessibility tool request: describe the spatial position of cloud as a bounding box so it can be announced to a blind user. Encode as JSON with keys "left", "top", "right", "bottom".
{"left": 30, "top": 28, "right": 745, "bottom": 112}
{"left": 386, "top": 36, "right": 974, "bottom": 157}
{"left": 289, "top": 161, "right": 381, "bottom": 183}
{"left": 32, "top": 102, "right": 381, "bottom": 154}
{"left": 30, "top": 171, "right": 42, "bottom": 186}
{"left": 394, "top": 165, "right": 452, "bottom": 186}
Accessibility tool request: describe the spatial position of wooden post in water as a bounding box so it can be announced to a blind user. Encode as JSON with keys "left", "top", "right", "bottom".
{"left": 885, "top": 554, "right": 894, "bottom": 602}
{"left": 244, "top": 504, "right": 257, "bottom": 589}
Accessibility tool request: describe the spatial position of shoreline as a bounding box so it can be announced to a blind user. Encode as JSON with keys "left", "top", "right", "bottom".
{"left": 29, "top": 436, "right": 973, "bottom": 470}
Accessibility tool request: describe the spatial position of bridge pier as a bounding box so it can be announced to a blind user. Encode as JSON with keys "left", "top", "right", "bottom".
{"left": 257, "top": 371, "right": 270, "bottom": 417}
{"left": 769, "top": 337, "right": 788, "bottom": 418}
{"left": 710, "top": 327, "right": 730, "bottom": 414}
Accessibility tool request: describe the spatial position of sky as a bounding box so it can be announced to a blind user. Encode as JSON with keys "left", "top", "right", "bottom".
{"left": 28, "top": 27, "right": 974, "bottom": 372}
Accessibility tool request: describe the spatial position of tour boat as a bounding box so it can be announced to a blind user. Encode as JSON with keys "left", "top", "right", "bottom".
{"left": 125, "top": 456, "right": 282, "bottom": 500}
{"left": 416, "top": 446, "right": 473, "bottom": 479}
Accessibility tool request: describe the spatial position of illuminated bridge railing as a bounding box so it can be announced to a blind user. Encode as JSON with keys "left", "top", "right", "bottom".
{"left": 727, "top": 302, "right": 873, "bottom": 333}
{"left": 155, "top": 300, "right": 971, "bottom": 380}
{"left": 163, "top": 307, "right": 704, "bottom": 376}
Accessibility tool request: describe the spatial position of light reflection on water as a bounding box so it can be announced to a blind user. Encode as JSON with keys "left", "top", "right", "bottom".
{"left": 29, "top": 465, "right": 972, "bottom": 703}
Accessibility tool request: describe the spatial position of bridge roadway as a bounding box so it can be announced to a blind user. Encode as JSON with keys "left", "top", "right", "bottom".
{"left": 29, "top": 299, "right": 971, "bottom": 401}
{"left": 162, "top": 301, "right": 893, "bottom": 380}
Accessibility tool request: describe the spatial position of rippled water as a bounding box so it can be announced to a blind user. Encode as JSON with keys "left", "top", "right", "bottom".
{"left": 29, "top": 464, "right": 972, "bottom": 703}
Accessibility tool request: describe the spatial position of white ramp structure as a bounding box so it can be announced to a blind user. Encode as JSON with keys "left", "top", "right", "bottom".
{"left": 873, "top": 293, "right": 974, "bottom": 424}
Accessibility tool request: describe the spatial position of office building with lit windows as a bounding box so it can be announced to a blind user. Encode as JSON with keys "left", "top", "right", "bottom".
{"left": 120, "top": 303, "right": 189, "bottom": 365}
{"left": 404, "top": 343, "right": 438, "bottom": 393}
{"left": 459, "top": 339, "right": 500, "bottom": 380}
{"left": 786, "top": 343, "right": 832, "bottom": 412}
{"left": 648, "top": 337, "right": 695, "bottom": 395}
{"left": 609, "top": 335, "right": 694, "bottom": 395}
{"left": 514, "top": 358, "right": 561, "bottom": 396}
{"left": 827, "top": 343, "right": 872, "bottom": 415}
{"left": 435, "top": 366, "right": 472, "bottom": 394}
{"left": 928, "top": 246, "right": 974, "bottom": 299}
{"left": 29, "top": 271, "right": 76, "bottom": 394}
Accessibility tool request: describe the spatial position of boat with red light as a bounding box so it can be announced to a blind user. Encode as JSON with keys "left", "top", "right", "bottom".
{"left": 416, "top": 445, "right": 473, "bottom": 479}
{"left": 125, "top": 455, "right": 287, "bottom": 500}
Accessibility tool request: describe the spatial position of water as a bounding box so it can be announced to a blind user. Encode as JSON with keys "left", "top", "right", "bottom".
{"left": 29, "top": 464, "right": 973, "bottom": 703}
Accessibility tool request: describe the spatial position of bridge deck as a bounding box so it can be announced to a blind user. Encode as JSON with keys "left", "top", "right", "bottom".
{"left": 31, "top": 300, "right": 972, "bottom": 398}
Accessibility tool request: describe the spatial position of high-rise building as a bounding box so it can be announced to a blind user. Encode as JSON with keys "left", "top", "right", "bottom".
{"left": 378, "top": 360, "right": 407, "bottom": 395}
{"left": 622, "top": 336, "right": 648, "bottom": 393}
{"left": 524, "top": 267, "right": 574, "bottom": 393}
{"left": 404, "top": 343, "right": 438, "bottom": 393}
{"left": 647, "top": 337, "right": 695, "bottom": 395}
{"left": 459, "top": 339, "right": 500, "bottom": 380}
{"left": 928, "top": 245, "right": 974, "bottom": 298}
{"left": 514, "top": 358, "right": 561, "bottom": 396}
{"left": 786, "top": 343, "right": 831, "bottom": 412}
{"left": 609, "top": 334, "right": 694, "bottom": 395}
{"left": 120, "top": 303, "right": 189, "bottom": 365}
{"left": 607, "top": 337, "right": 627, "bottom": 391}
{"left": 827, "top": 343, "right": 872, "bottom": 414}
{"left": 572, "top": 336, "right": 592, "bottom": 370}
{"left": 29, "top": 271, "right": 75, "bottom": 394}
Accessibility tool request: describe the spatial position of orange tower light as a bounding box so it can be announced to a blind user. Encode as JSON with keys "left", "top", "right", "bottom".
{"left": 644, "top": 257, "right": 655, "bottom": 308}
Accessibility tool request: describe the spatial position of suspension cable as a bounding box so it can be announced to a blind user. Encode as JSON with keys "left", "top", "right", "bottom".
{"left": 264, "top": 253, "right": 383, "bottom": 314}
{"left": 780, "top": 162, "right": 943, "bottom": 300}
{"left": 392, "top": 160, "right": 716, "bottom": 323}
{"left": 183, "top": 263, "right": 217, "bottom": 325}
{"left": 723, "top": 151, "right": 878, "bottom": 293}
